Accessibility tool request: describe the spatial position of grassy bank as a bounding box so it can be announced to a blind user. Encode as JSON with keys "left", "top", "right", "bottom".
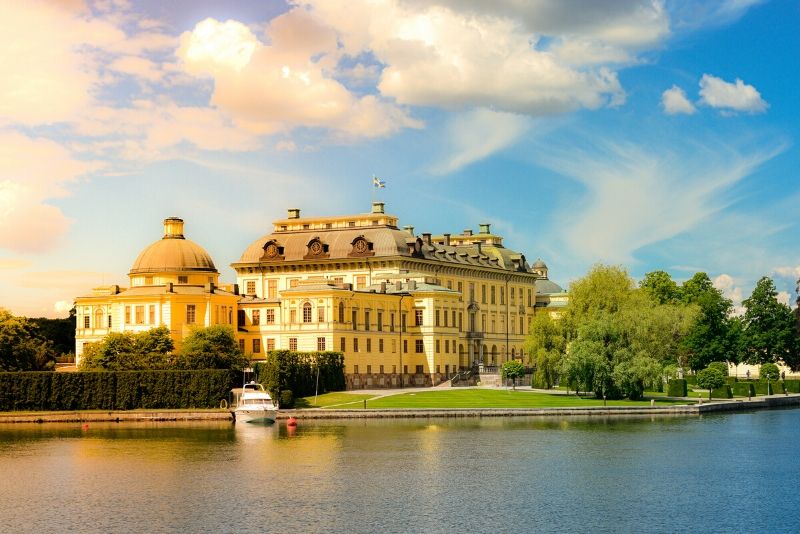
{"left": 298, "top": 389, "right": 694, "bottom": 409}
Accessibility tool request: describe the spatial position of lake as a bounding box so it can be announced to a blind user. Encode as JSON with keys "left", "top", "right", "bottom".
{"left": 1, "top": 409, "right": 799, "bottom": 533}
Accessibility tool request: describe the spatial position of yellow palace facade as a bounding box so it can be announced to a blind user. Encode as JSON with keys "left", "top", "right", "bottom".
{"left": 75, "top": 203, "right": 566, "bottom": 388}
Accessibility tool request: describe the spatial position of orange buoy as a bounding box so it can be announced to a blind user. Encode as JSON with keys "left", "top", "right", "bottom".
{"left": 287, "top": 417, "right": 297, "bottom": 427}
{"left": 82, "top": 423, "right": 89, "bottom": 430}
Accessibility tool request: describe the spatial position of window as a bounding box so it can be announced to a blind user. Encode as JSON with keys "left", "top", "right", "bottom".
{"left": 520, "top": 316, "right": 524, "bottom": 334}
{"left": 436, "top": 365, "right": 440, "bottom": 374}
{"left": 403, "top": 340, "right": 408, "bottom": 354}
{"left": 481, "top": 284, "right": 486, "bottom": 303}
{"left": 83, "top": 315, "right": 90, "bottom": 328}
{"left": 303, "top": 302, "right": 312, "bottom": 323}
{"left": 238, "top": 339, "right": 245, "bottom": 352}
{"left": 289, "top": 337, "right": 297, "bottom": 351}
{"left": 354, "top": 364, "right": 359, "bottom": 374}
{"left": 501, "top": 287, "right": 505, "bottom": 305}
{"left": 352, "top": 309, "right": 358, "bottom": 330}
{"left": 458, "top": 281, "right": 463, "bottom": 294}
{"left": 267, "top": 279, "right": 277, "bottom": 299}
{"left": 266, "top": 338, "right": 275, "bottom": 350}
{"left": 125, "top": 306, "right": 131, "bottom": 324}
{"left": 290, "top": 309, "right": 296, "bottom": 323}
{"left": 252, "top": 339, "right": 261, "bottom": 353}
{"left": 148, "top": 305, "right": 155, "bottom": 324}
{"left": 415, "top": 340, "right": 424, "bottom": 353}
{"left": 178, "top": 275, "right": 188, "bottom": 284}
{"left": 246, "top": 280, "right": 256, "bottom": 295}
{"left": 366, "top": 338, "right": 372, "bottom": 352}
{"left": 356, "top": 275, "right": 366, "bottom": 289}
{"left": 379, "top": 338, "right": 384, "bottom": 353}
{"left": 469, "top": 283, "right": 475, "bottom": 301}
{"left": 354, "top": 338, "right": 359, "bottom": 352}
{"left": 340, "top": 337, "right": 346, "bottom": 352}
{"left": 380, "top": 365, "right": 384, "bottom": 374}
{"left": 238, "top": 310, "right": 245, "bottom": 325}
{"left": 452, "top": 310, "right": 456, "bottom": 328}
{"left": 186, "top": 304, "right": 196, "bottom": 324}
{"left": 252, "top": 309, "right": 261, "bottom": 325}
{"left": 289, "top": 278, "right": 299, "bottom": 288}
{"left": 415, "top": 309, "right": 423, "bottom": 326}
{"left": 317, "top": 337, "right": 326, "bottom": 351}
{"left": 491, "top": 286, "right": 496, "bottom": 304}
{"left": 377, "top": 311, "right": 383, "bottom": 332}
{"left": 445, "top": 340, "right": 449, "bottom": 353}
{"left": 443, "top": 311, "right": 448, "bottom": 327}
{"left": 415, "top": 365, "right": 424, "bottom": 374}
{"left": 318, "top": 307, "right": 325, "bottom": 322}
{"left": 339, "top": 302, "right": 345, "bottom": 323}
{"left": 390, "top": 312, "right": 395, "bottom": 332}
{"left": 135, "top": 305, "right": 145, "bottom": 325}
{"left": 107, "top": 315, "right": 112, "bottom": 328}
{"left": 366, "top": 365, "right": 372, "bottom": 374}
{"left": 435, "top": 340, "right": 440, "bottom": 353}
{"left": 402, "top": 313, "right": 407, "bottom": 332}
{"left": 511, "top": 287, "right": 515, "bottom": 303}
{"left": 333, "top": 276, "right": 343, "bottom": 285}
{"left": 364, "top": 310, "right": 371, "bottom": 331}
{"left": 435, "top": 310, "right": 440, "bottom": 327}
{"left": 458, "top": 312, "right": 463, "bottom": 331}
{"left": 145, "top": 276, "right": 153, "bottom": 285}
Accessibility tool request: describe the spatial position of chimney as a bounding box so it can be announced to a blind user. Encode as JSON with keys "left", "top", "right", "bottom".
{"left": 479, "top": 223, "right": 491, "bottom": 234}
{"left": 423, "top": 233, "right": 432, "bottom": 246}
{"left": 464, "top": 229, "right": 472, "bottom": 236}
{"left": 403, "top": 225, "right": 414, "bottom": 235}
{"left": 205, "top": 282, "right": 215, "bottom": 293}
{"left": 163, "top": 217, "right": 184, "bottom": 239}
{"left": 166, "top": 282, "right": 173, "bottom": 293}
{"left": 443, "top": 233, "right": 451, "bottom": 246}
{"left": 380, "top": 282, "right": 387, "bottom": 293}
{"left": 372, "top": 202, "right": 385, "bottom": 214}
{"left": 233, "top": 283, "right": 239, "bottom": 296}
{"left": 287, "top": 208, "right": 301, "bottom": 219}
{"left": 395, "top": 281, "right": 403, "bottom": 291}
{"left": 476, "top": 242, "right": 482, "bottom": 255}
{"left": 408, "top": 280, "right": 417, "bottom": 290}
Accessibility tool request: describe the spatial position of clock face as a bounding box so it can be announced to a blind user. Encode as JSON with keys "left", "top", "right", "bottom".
{"left": 353, "top": 239, "right": 368, "bottom": 254}
{"left": 265, "top": 243, "right": 278, "bottom": 258}
{"left": 309, "top": 241, "right": 323, "bottom": 255}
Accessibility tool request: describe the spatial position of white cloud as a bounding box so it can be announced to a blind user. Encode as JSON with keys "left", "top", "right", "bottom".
{"left": 662, "top": 85, "right": 696, "bottom": 114}
{"left": 773, "top": 266, "right": 800, "bottom": 279}
{"left": 432, "top": 108, "right": 531, "bottom": 174}
{"left": 0, "top": 132, "right": 99, "bottom": 253}
{"left": 53, "top": 300, "right": 73, "bottom": 313}
{"left": 534, "top": 136, "right": 781, "bottom": 264}
{"left": 699, "top": 74, "right": 768, "bottom": 113}
{"left": 713, "top": 273, "right": 743, "bottom": 306}
{"left": 777, "top": 291, "right": 791, "bottom": 306}
{"left": 177, "top": 15, "right": 422, "bottom": 138}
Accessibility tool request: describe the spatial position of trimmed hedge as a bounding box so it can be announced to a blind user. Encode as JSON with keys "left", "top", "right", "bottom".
{"left": 256, "top": 350, "right": 345, "bottom": 399}
{"left": 784, "top": 380, "right": 800, "bottom": 393}
{"left": 725, "top": 376, "right": 738, "bottom": 385}
{"left": 0, "top": 370, "right": 236, "bottom": 411}
{"left": 709, "top": 385, "right": 732, "bottom": 399}
{"left": 732, "top": 382, "right": 755, "bottom": 397}
{"left": 685, "top": 375, "right": 697, "bottom": 386}
{"left": 752, "top": 381, "right": 775, "bottom": 396}
{"left": 667, "top": 379, "right": 687, "bottom": 397}
{"left": 772, "top": 381, "right": 786, "bottom": 395}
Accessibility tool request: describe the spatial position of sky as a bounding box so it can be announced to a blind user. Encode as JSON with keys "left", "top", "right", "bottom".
{"left": 1, "top": 0, "right": 799, "bottom": 318}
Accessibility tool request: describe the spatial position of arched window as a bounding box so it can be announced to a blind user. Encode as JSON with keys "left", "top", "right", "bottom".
{"left": 338, "top": 301, "right": 345, "bottom": 323}
{"left": 303, "top": 302, "right": 312, "bottom": 323}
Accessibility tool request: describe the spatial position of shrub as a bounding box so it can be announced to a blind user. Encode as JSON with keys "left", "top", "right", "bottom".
{"left": 256, "top": 350, "right": 345, "bottom": 399}
{"left": 697, "top": 367, "right": 726, "bottom": 399}
{"left": 784, "top": 380, "right": 800, "bottom": 393}
{"left": 710, "top": 385, "right": 733, "bottom": 399}
{"left": 752, "top": 381, "right": 774, "bottom": 396}
{"left": 667, "top": 379, "right": 687, "bottom": 397}
{"left": 725, "top": 376, "right": 737, "bottom": 385}
{"left": 759, "top": 363, "right": 780, "bottom": 382}
{"left": 708, "top": 361, "right": 729, "bottom": 377}
{"left": 685, "top": 375, "right": 697, "bottom": 385}
{"left": 732, "top": 382, "right": 755, "bottom": 397}
{"left": 279, "top": 389, "right": 294, "bottom": 409}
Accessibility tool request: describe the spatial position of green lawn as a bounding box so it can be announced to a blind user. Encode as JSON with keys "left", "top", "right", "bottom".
{"left": 295, "top": 392, "right": 376, "bottom": 408}
{"left": 299, "top": 389, "right": 694, "bottom": 409}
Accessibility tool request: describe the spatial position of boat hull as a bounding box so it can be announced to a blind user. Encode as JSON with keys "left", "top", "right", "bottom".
{"left": 234, "top": 408, "right": 277, "bottom": 424}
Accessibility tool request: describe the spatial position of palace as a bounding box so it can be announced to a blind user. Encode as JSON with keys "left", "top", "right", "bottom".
{"left": 75, "top": 203, "right": 566, "bottom": 388}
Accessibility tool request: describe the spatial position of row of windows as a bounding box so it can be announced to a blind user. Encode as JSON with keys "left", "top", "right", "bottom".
{"left": 353, "top": 364, "right": 452, "bottom": 375}
{"left": 243, "top": 337, "right": 325, "bottom": 354}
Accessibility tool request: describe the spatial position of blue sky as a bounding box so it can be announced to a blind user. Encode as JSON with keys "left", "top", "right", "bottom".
{"left": 1, "top": 0, "right": 799, "bottom": 317}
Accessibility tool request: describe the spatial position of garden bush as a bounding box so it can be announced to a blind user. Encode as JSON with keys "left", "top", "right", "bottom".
{"left": 279, "top": 390, "right": 295, "bottom": 409}
{"left": 708, "top": 362, "right": 728, "bottom": 376}
{"left": 667, "top": 379, "right": 687, "bottom": 397}
{"left": 752, "top": 381, "right": 774, "bottom": 396}
{"left": 784, "top": 380, "right": 800, "bottom": 393}
{"left": 732, "top": 382, "right": 755, "bottom": 397}
{"left": 256, "top": 350, "right": 345, "bottom": 399}
{"left": 685, "top": 375, "right": 697, "bottom": 386}
{"left": 709, "top": 385, "right": 732, "bottom": 399}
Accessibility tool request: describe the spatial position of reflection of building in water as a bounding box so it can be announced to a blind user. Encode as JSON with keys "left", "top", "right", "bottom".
{"left": 75, "top": 203, "right": 567, "bottom": 389}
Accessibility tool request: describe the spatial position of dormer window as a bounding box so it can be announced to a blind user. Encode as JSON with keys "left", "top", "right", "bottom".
{"left": 178, "top": 275, "right": 188, "bottom": 284}
{"left": 304, "top": 237, "right": 330, "bottom": 259}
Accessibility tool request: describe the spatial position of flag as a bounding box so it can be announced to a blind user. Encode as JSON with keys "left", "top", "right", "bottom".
{"left": 372, "top": 174, "right": 386, "bottom": 188}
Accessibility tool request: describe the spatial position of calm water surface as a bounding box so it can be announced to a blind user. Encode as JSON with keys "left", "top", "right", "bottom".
{"left": 1, "top": 410, "right": 799, "bottom": 533}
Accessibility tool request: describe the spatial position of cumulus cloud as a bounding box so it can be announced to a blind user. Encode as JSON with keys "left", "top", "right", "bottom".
{"left": 0, "top": 132, "right": 99, "bottom": 253}
{"left": 773, "top": 266, "right": 800, "bottom": 279}
{"left": 177, "top": 15, "right": 422, "bottom": 138}
{"left": 699, "top": 74, "right": 768, "bottom": 113}
{"left": 713, "top": 273, "right": 744, "bottom": 306}
{"left": 662, "top": 86, "right": 696, "bottom": 114}
{"left": 53, "top": 300, "right": 73, "bottom": 314}
{"left": 432, "top": 108, "right": 531, "bottom": 174}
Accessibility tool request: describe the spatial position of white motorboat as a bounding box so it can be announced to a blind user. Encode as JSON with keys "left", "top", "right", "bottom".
{"left": 233, "top": 381, "right": 278, "bottom": 424}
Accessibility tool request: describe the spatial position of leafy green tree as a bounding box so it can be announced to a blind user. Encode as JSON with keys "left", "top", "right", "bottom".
{"left": 640, "top": 270, "right": 681, "bottom": 304}
{"left": 696, "top": 367, "right": 725, "bottom": 399}
{"left": 176, "top": 325, "right": 247, "bottom": 370}
{"left": 524, "top": 312, "right": 566, "bottom": 388}
{"left": 759, "top": 362, "right": 780, "bottom": 381}
{"left": 742, "top": 277, "right": 799, "bottom": 368}
{"left": 560, "top": 339, "right": 608, "bottom": 396}
{"left": 707, "top": 361, "right": 728, "bottom": 377}
{"left": 501, "top": 360, "right": 525, "bottom": 389}
{"left": 0, "top": 308, "right": 56, "bottom": 371}
{"left": 680, "top": 273, "right": 734, "bottom": 371}
{"left": 79, "top": 327, "right": 175, "bottom": 371}
{"left": 612, "top": 351, "right": 663, "bottom": 400}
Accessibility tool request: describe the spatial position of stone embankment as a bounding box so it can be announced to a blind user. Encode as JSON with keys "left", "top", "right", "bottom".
{"left": 2, "top": 395, "right": 799, "bottom": 423}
